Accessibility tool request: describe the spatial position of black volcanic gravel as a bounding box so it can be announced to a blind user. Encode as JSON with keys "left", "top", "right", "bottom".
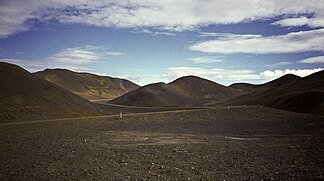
{"left": 0, "top": 106, "right": 323, "bottom": 180}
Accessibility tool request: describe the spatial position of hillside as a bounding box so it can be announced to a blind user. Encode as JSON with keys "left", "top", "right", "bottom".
{"left": 229, "top": 74, "right": 302, "bottom": 93}
{"left": 110, "top": 75, "right": 241, "bottom": 107}
{"left": 35, "top": 69, "right": 139, "bottom": 101}
{"left": 223, "top": 72, "right": 324, "bottom": 114}
{"left": 0, "top": 62, "right": 105, "bottom": 121}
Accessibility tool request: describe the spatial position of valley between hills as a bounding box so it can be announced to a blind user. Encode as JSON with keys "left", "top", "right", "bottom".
{"left": 0, "top": 61, "right": 323, "bottom": 180}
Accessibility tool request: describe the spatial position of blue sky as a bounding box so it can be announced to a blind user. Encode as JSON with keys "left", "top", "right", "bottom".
{"left": 0, "top": 1, "right": 323, "bottom": 86}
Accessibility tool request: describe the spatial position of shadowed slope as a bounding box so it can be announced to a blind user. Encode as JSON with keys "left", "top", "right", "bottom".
{"left": 170, "top": 76, "right": 240, "bottom": 100}
{"left": 110, "top": 76, "right": 241, "bottom": 107}
{"left": 229, "top": 83, "right": 258, "bottom": 92}
{"left": 0, "top": 62, "right": 105, "bottom": 121}
{"left": 35, "top": 69, "right": 139, "bottom": 101}
{"left": 230, "top": 74, "right": 302, "bottom": 93}
{"left": 223, "top": 72, "right": 324, "bottom": 114}
{"left": 110, "top": 82, "right": 196, "bottom": 107}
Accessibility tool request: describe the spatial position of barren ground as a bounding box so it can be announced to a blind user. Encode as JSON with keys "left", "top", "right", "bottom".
{"left": 0, "top": 106, "right": 323, "bottom": 180}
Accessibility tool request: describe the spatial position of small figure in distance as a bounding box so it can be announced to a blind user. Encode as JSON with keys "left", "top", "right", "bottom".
{"left": 119, "top": 111, "right": 123, "bottom": 119}
{"left": 115, "top": 111, "right": 123, "bottom": 120}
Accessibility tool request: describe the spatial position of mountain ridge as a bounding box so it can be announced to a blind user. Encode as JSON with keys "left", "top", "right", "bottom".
{"left": 2, "top": 61, "right": 323, "bottom": 116}
{"left": 222, "top": 71, "right": 324, "bottom": 114}
{"left": 35, "top": 68, "right": 140, "bottom": 101}
{"left": 0, "top": 62, "right": 105, "bottom": 121}
{"left": 229, "top": 74, "right": 302, "bottom": 93}
{"left": 110, "top": 75, "right": 242, "bottom": 107}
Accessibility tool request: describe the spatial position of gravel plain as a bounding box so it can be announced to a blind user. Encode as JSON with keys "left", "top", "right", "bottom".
{"left": 0, "top": 106, "right": 323, "bottom": 180}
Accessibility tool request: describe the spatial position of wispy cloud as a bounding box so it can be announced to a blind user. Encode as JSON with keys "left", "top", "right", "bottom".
{"left": 187, "top": 57, "right": 224, "bottom": 63}
{"left": 299, "top": 56, "right": 324, "bottom": 63}
{"left": 1, "top": 46, "right": 123, "bottom": 72}
{"left": 199, "top": 32, "right": 262, "bottom": 39}
{"left": 136, "top": 29, "right": 176, "bottom": 36}
{"left": 48, "top": 47, "right": 101, "bottom": 65}
{"left": 264, "top": 61, "right": 292, "bottom": 68}
{"left": 189, "top": 29, "right": 324, "bottom": 54}
{"left": 1, "top": 0, "right": 324, "bottom": 38}
{"left": 105, "top": 52, "right": 125, "bottom": 56}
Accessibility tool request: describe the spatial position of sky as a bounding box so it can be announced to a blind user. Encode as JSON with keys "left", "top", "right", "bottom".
{"left": 0, "top": 0, "right": 323, "bottom": 86}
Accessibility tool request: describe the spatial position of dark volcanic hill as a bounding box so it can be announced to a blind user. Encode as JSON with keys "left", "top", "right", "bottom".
{"left": 110, "top": 76, "right": 241, "bottom": 107}
{"left": 229, "top": 74, "right": 302, "bottom": 93}
{"left": 224, "top": 72, "right": 324, "bottom": 114}
{"left": 0, "top": 62, "right": 105, "bottom": 121}
{"left": 35, "top": 69, "right": 139, "bottom": 101}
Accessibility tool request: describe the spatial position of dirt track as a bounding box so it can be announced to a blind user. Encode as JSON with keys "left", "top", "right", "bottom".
{"left": 0, "top": 106, "right": 323, "bottom": 180}
{"left": 0, "top": 107, "right": 207, "bottom": 126}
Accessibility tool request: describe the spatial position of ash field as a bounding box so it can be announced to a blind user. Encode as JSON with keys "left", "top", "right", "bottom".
{"left": 0, "top": 62, "right": 324, "bottom": 180}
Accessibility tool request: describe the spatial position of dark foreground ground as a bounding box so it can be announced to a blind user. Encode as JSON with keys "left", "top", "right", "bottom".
{"left": 0, "top": 106, "right": 323, "bottom": 180}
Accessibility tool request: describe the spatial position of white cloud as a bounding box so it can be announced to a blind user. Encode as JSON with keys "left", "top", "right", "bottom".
{"left": 299, "top": 56, "right": 324, "bottom": 63}
{"left": 166, "top": 67, "right": 261, "bottom": 85}
{"left": 272, "top": 16, "right": 310, "bottom": 27}
{"left": 1, "top": 46, "right": 120, "bottom": 72}
{"left": 260, "top": 68, "right": 324, "bottom": 80}
{"left": 164, "top": 67, "right": 323, "bottom": 85}
{"left": 272, "top": 16, "right": 324, "bottom": 28}
{"left": 189, "top": 28, "right": 324, "bottom": 54}
{"left": 114, "top": 66, "right": 323, "bottom": 86}
{"left": 187, "top": 57, "right": 224, "bottom": 63}
{"left": 1, "top": 0, "right": 324, "bottom": 38}
{"left": 309, "top": 18, "right": 324, "bottom": 28}
{"left": 0, "top": 1, "right": 35, "bottom": 37}
{"left": 0, "top": 0, "right": 83, "bottom": 38}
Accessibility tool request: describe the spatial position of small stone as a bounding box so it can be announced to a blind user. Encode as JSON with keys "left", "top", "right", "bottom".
{"left": 303, "top": 168, "right": 309, "bottom": 173}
